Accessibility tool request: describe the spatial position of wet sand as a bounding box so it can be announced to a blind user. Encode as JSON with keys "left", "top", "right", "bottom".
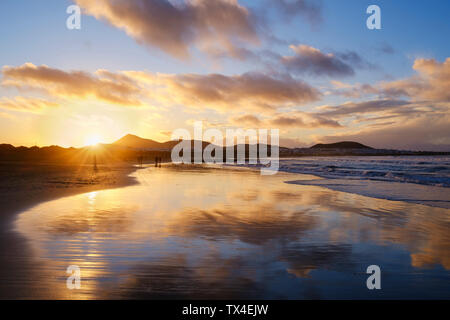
{"left": 3, "top": 165, "right": 449, "bottom": 299}
{"left": 287, "top": 178, "right": 450, "bottom": 209}
{"left": 0, "top": 162, "right": 139, "bottom": 299}
{"left": 0, "top": 162, "right": 139, "bottom": 222}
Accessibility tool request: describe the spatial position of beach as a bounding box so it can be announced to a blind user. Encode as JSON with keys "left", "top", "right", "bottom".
{"left": 0, "top": 162, "right": 139, "bottom": 299}
{"left": 0, "top": 162, "right": 138, "bottom": 217}
{"left": 1, "top": 162, "right": 448, "bottom": 299}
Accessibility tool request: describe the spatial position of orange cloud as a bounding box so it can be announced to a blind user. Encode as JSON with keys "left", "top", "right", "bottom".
{"left": 231, "top": 114, "right": 262, "bottom": 126}
{"left": 1, "top": 64, "right": 320, "bottom": 113}
{"left": 165, "top": 72, "right": 319, "bottom": 111}
{"left": 318, "top": 99, "right": 411, "bottom": 118}
{"left": 1, "top": 63, "right": 143, "bottom": 106}
{"left": 318, "top": 111, "right": 450, "bottom": 151}
{"left": 326, "top": 58, "right": 450, "bottom": 102}
{"left": 269, "top": 112, "right": 341, "bottom": 128}
{"left": 381, "top": 58, "right": 450, "bottom": 102}
{"left": 126, "top": 71, "right": 320, "bottom": 112}
{"left": 0, "top": 96, "right": 59, "bottom": 114}
{"left": 231, "top": 111, "right": 341, "bottom": 129}
{"left": 328, "top": 81, "right": 378, "bottom": 98}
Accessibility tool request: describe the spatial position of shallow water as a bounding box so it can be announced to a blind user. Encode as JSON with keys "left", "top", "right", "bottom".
{"left": 12, "top": 166, "right": 450, "bottom": 299}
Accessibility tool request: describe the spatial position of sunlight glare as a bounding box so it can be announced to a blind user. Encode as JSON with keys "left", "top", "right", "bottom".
{"left": 85, "top": 135, "right": 102, "bottom": 147}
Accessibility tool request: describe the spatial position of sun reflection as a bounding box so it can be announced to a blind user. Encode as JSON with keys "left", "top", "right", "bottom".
{"left": 87, "top": 191, "right": 98, "bottom": 207}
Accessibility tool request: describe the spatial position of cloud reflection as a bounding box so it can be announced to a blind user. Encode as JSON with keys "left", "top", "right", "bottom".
{"left": 12, "top": 167, "right": 450, "bottom": 299}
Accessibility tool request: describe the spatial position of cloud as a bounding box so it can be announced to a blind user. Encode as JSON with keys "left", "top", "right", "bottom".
{"left": 168, "top": 72, "right": 319, "bottom": 110}
{"left": 269, "top": 112, "right": 341, "bottom": 128}
{"left": 312, "top": 69, "right": 450, "bottom": 150}
{"left": 282, "top": 45, "right": 357, "bottom": 77}
{"left": 74, "top": 1, "right": 324, "bottom": 61}
{"left": 231, "top": 114, "right": 262, "bottom": 126}
{"left": 318, "top": 112, "right": 450, "bottom": 151}
{"left": 74, "top": 0, "right": 260, "bottom": 60}
{"left": 381, "top": 58, "right": 450, "bottom": 102}
{"left": 327, "top": 57, "right": 450, "bottom": 103}
{"left": 0, "top": 96, "right": 59, "bottom": 114}
{"left": 128, "top": 71, "right": 320, "bottom": 112}
{"left": 376, "top": 42, "right": 395, "bottom": 55}
{"left": 1, "top": 63, "right": 143, "bottom": 106}
{"left": 69, "top": 114, "right": 115, "bottom": 127}
{"left": 0, "top": 111, "right": 14, "bottom": 119}
{"left": 318, "top": 99, "right": 411, "bottom": 118}
{"left": 315, "top": 99, "right": 449, "bottom": 148}
{"left": 271, "top": 0, "right": 322, "bottom": 26}
{"left": 1, "top": 64, "right": 320, "bottom": 113}
{"left": 328, "top": 81, "right": 378, "bottom": 98}
{"left": 335, "top": 51, "right": 376, "bottom": 70}
{"left": 231, "top": 111, "right": 341, "bottom": 129}
{"left": 159, "top": 130, "right": 173, "bottom": 138}
{"left": 278, "top": 137, "right": 309, "bottom": 148}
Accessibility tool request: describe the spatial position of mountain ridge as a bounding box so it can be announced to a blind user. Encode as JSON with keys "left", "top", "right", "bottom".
{"left": 1, "top": 135, "right": 449, "bottom": 163}
{"left": 112, "top": 134, "right": 210, "bottom": 150}
{"left": 310, "top": 141, "right": 373, "bottom": 150}
{"left": 113, "top": 134, "right": 179, "bottom": 150}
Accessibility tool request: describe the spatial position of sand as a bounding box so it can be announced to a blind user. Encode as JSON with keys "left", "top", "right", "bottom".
{"left": 0, "top": 162, "right": 139, "bottom": 225}
{"left": 0, "top": 161, "right": 139, "bottom": 299}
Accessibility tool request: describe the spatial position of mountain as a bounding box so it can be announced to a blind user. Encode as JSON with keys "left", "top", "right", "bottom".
{"left": 310, "top": 141, "right": 373, "bottom": 150}
{"left": 113, "top": 134, "right": 179, "bottom": 150}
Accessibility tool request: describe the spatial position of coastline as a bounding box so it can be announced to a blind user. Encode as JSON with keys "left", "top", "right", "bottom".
{"left": 231, "top": 155, "right": 450, "bottom": 209}
{"left": 286, "top": 178, "right": 450, "bottom": 209}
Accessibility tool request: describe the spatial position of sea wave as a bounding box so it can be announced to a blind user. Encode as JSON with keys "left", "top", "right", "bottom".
{"left": 274, "top": 156, "right": 450, "bottom": 187}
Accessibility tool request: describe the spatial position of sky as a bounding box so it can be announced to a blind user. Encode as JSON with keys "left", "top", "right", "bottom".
{"left": 0, "top": 0, "right": 449, "bottom": 150}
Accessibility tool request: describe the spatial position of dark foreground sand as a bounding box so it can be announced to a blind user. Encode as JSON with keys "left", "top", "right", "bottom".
{"left": 0, "top": 162, "right": 139, "bottom": 224}
{"left": 0, "top": 162, "right": 139, "bottom": 299}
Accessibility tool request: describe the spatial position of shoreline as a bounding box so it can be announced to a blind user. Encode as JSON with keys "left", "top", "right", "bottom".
{"left": 0, "top": 162, "right": 141, "bottom": 228}
{"left": 286, "top": 178, "right": 450, "bottom": 209}
{"left": 224, "top": 162, "right": 450, "bottom": 209}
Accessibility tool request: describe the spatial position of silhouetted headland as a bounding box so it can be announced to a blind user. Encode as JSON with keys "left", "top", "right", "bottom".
{"left": 1, "top": 135, "right": 448, "bottom": 165}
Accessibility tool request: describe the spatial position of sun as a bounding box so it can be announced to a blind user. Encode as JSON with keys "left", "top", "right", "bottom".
{"left": 85, "top": 134, "right": 102, "bottom": 147}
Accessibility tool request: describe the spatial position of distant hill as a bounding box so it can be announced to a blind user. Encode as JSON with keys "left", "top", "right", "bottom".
{"left": 310, "top": 141, "right": 373, "bottom": 150}
{"left": 113, "top": 134, "right": 179, "bottom": 150}
{"left": 112, "top": 134, "right": 212, "bottom": 150}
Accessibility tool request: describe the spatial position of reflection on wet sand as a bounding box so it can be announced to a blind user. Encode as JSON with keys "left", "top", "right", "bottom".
{"left": 13, "top": 165, "right": 450, "bottom": 299}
